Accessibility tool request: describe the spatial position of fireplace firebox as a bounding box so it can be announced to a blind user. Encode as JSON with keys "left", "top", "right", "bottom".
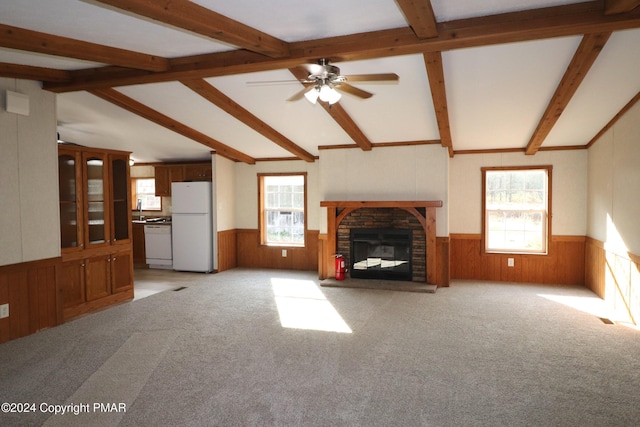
{"left": 350, "top": 228, "right": 412, "bottom": 281}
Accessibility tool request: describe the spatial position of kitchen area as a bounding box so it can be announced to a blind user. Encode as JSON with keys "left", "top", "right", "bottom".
{"left": 131, "top": 161, "right": 214, "bottom": 274}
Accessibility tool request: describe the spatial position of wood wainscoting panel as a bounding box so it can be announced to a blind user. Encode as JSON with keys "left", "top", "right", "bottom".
{"left": 450, "top": 234, "right": 585, "bottom": 285}
{"left": 237, "top": 229, "right": 319, "bottom": 271}
{"left": 218, "top": 229, "right": 238, "bottom": 272}
{"left": 318, "top": 234, "right": 329, "bottom": 280}
{"left": 585, "top": 237, "right": 639, "bottom": 325}
{"left": 0, "top": 257, "right": 60, "bottom": 344}
{"left": 436, "top": 237, "right": 450, "bottom": 287}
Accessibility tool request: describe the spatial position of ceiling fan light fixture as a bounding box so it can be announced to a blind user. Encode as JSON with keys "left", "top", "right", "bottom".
{"left": 319, "top": 84, "right": 341, "bottom": 104}
{"left": 304, "top": 87, "right": 320, "bottom": 104}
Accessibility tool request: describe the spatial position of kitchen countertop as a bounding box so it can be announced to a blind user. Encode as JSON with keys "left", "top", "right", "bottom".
{"left": 132, "top": 217, "right": 171, "bottom": 224}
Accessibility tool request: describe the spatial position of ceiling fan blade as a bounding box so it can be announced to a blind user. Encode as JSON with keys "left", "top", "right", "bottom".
{"left": 336, "top": 83, "right": 373, "bottom": 99}
{"left": 287, "top": 85, "right": 316, "bottom": 102}
{"left": 247, "top": 79, "right": 304, "bottom": 86}
{"left": 344, "top": 73, "right": 399, "bottom": 82}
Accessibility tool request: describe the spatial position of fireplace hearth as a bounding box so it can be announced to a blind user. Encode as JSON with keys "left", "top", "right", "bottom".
{"left": 350, "top": 228, "right": 412, "bottom": 281}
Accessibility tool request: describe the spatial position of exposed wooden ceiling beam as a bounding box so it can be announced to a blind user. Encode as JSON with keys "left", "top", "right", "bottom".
{"left": 525, "top": 32, "right": 611, "bottom": 155}
{"left": 93, "top": 0, "right": 289, "bottom": 58}
{"left": 180, "top": 79, "right": 315, "bottom": 162}
{"left": 605, "top": 0, "right": 640, "bottom": 15}
{"left": 44, "top": 1, "right": 640, "bottom": 93}
{"left": 395, "top": 0, "right": 438, "bottom": 38}
{"left": 423, "top": 52, "right": 453, "bottom": 157}
{"left": 289, "top": 67, "right": 372, "bottom": 151}
{"left": 321, "top": 102, "right": 373, "bottom": 151}
{"left": 0, "top": 24, "right": 168, "bottom": 72}
{"left": 0, "top": 62, "right": 71, "bottom": 82}
{"left": 586, "top": 90, "right": 640, "bottom": 147}
{"left": 89, "top": 88, "right": 255, "bottom": 164}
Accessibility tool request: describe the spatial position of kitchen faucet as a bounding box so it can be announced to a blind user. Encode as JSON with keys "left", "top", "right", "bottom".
{"left": 137, "top": 199, "right": 144, "bottom": 221}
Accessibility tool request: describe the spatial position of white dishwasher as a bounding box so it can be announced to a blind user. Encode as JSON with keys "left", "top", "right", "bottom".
{"left": 144, "top": 224, "right": 172, "bottom": 269}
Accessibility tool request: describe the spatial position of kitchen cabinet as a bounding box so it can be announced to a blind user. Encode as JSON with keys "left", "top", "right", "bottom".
{"left": 154, "top": 165, "right": 184, "bottom": 197}
{"left": 154, "top": 163, "right": 211, "bottom": 196}
{"left": 58, "top": 145, "right": 134, "bottom": 321}
{"left": 183, "top": 164, "right": 212, "bottom": 181}
{"left": 132, "top": 222, "right": 146, "bottom": 267}
{"left": 154, "top": 165, "right": 171, "bottom": 197}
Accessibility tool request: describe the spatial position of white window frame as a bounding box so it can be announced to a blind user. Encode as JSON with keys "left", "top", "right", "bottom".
{"left": 482, "top": 166, "right": 552, "bottom": 255}
{"left": 132, "top": 178, "right": 162, "bottom": 211}
{"left": 258, "top": 173, "right": 307, "bottom": 247}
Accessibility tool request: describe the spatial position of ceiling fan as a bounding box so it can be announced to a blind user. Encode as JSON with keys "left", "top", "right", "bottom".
{"left": 249, "top": 59, "right": 399, "bottom": 105}
{"left": 289, "top": 59, "right": 398, "bottom": 104}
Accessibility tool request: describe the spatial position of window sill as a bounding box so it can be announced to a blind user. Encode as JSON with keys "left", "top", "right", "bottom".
{"left": 263, "top": 243, "right": 305, "bottom": 249}
{"left": 484, "top": 251, "right": 548, "bottom": 256}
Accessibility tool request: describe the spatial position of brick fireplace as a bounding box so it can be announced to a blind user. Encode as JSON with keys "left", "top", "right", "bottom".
{"left": 320, "top": 201, "right": 443, "bottom": 285}
{"left": 338, "top": 208, "right": 425, "bottom": 282}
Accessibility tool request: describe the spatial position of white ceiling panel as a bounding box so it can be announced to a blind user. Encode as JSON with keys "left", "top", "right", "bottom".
{"left": 432, "top": 0, "right": 588, "bottom": 21}
{"left": 0, "top": 0, "right": 231, "bottom": 57}
{"left": 116, "top": 82, "right": 294, "bottom": 160}
{"left": 545, "top": 28, "right": 640, "bottom": 147}
{"left": 192, "top": 0, "right": 408, "bottom": 42}
{"left": 337, "top": 55, "right": 439, "bottom": 143}
{"left": 57, "top": 92, "right": 212, "bottom": 162}
{"left": 443, "top": 36, "right": 582, "bottom": 151}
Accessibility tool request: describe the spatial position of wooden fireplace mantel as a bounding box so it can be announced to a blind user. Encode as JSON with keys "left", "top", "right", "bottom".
{"left": 320, "top": 201, "right": 443, "bottom": 285}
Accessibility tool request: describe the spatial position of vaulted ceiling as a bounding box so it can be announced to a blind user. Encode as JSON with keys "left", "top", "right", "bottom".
{"left": 1, "top": 0, "right": 640, "bottom": 163}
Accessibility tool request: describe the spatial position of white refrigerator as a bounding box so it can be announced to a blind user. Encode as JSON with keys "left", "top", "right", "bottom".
{"left": 171, "top": 181, "right": 213, "bottom": 272}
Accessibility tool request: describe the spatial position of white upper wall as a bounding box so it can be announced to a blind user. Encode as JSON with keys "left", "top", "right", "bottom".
{"left": 0, "top": 78, "right": 59, "bottom": 266}
{"left": 449, "top": 150, "right": 588, "bottom": 236}
{"left": 318, "top": 145, "right": 450, "bottom": 236}
{"left": 213, "top": 154, "right": 236, "bottom": 232}
{"left": 588, "top": 101, "right": 640, "bottom": 255}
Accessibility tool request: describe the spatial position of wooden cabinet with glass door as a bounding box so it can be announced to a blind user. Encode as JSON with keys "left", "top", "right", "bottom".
{"left": 110, "top": 154, "right": 132, "bottom": 246}
{"left": 57, "top": 145, "right": 134, "bottom": 321}
{"left": 58, "top": 148, "right": 83, "bottom": 251}
{"left": 83, "top": 151, "right": 110, "bottom": 249}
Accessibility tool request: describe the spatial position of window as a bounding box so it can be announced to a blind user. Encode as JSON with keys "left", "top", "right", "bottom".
{"left": 482, "top": 166, "right": 551, "bottom": 254}
{"left": 131, "top": 178, "right": 161, "bottom": 211}
{"left": 259, "top": 173, "right": 306, "bottom": 246}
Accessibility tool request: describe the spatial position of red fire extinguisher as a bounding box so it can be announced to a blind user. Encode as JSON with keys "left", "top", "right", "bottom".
{"left": 335, "top": 254, "right": 346, "bottom": 281}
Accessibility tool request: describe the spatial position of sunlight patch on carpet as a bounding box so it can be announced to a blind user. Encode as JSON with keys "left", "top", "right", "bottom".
{"left": 537, "top": 293, "right": 613, "bottom": 319}
{"left": 271, "top": 278, "right": 352, "bottom": 333}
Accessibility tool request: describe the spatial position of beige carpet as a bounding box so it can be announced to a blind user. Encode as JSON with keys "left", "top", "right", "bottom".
{"left": 2, "top": 268, "right": 640, "bottom": 426}
{"left": 320, "top": 277, "right": 437, "bottom": 293}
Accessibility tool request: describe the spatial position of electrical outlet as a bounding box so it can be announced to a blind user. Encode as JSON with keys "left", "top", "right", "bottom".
{"left": 507, "top": 258, "right": 515, "bottom": 267}
{"left": 282, "top": 249, "right": 287, "bottom": 257}
{"left": 0, "top": 303, "right": 9, "bottom": 319}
